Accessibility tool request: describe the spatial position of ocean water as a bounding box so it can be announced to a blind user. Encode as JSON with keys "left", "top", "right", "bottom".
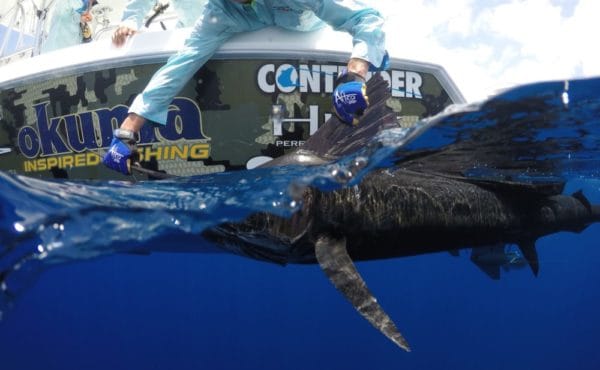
{"left": 1, "top": 76, "right": 600, "bottom": 370}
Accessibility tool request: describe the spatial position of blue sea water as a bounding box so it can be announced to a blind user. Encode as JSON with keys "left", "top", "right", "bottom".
{"left": 1, "top": 77, "right": 600, "bottom": 370}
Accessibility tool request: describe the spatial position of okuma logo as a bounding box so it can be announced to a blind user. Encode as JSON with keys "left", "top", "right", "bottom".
{"left": 17, "top": 97, "right": 208, "bottom": 159}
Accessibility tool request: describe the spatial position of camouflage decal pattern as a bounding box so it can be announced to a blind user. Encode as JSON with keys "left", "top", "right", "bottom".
{"left": 0, "top": 59, "right": 455, "bottom": 180}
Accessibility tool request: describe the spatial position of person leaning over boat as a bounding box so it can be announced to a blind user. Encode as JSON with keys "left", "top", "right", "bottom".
{"left": 41, "top": 0, "right": 96, "bottom": 53}
{"left": 102, "top": 0, "right": 388, "bottom": 175}
{"left": 116, "top": 0, "right": 205, "bottom": 33}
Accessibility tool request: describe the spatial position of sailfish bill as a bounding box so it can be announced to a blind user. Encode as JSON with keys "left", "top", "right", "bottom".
{"left": 315, "top": 234, "right": 411, "bottom": 352}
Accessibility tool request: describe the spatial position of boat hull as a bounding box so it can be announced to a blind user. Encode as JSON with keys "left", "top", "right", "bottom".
{"left": 0, "top": 29, "right": 464, "bottom": 180}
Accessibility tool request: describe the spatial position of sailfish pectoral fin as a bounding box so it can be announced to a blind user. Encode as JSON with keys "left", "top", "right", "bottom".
{"left": 518, "top": 241, "right": 539, "bottom": 277}
{"left": 314, "top": 234, "right": 411, "bottom": 352}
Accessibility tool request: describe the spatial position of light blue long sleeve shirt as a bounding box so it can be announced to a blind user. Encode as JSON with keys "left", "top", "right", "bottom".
{"left": 130, "top": 0, "right": 386, "bottom": 125}
{"left": 41, "top": 0, "right": 90, "bottom": 53}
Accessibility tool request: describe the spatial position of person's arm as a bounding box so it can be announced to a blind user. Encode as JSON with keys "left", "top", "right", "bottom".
{"left": 347, "top": 58, "right": 369, "bottom": 79}
{"left": 41, "top": 0, "right": 90, "bottom": 53}
{"left": 308, "top": 1, "right": 386, "bottom": 125}
{"left": 311, "top": 0, "right": 387, "bottom": 78}
{"left": 126, "top": 17, "right": 237, "bottom": 126}
{"left": 119, "top": 17, "right": 235, "bottom": 133}
{"left": 103, "top": 2, "right": 244, "bottom": 174}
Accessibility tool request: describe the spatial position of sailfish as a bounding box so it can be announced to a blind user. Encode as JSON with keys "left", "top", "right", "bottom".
{"left": 0, "top": 75, "right": 599, "bottom": 352}
{"left": 201, "top": 75, "right": 600, "bottom": 351}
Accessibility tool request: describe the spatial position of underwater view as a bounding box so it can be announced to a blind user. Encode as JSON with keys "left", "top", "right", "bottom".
{"left": 0, "top": 74, "right": 599, "bottom": 370}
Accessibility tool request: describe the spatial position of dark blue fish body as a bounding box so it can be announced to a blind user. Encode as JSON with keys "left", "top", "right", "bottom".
{"left": 207, "top": 171, "right": 598, "bottom": 265}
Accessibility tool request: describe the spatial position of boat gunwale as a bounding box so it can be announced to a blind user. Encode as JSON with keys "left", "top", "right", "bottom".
{"left": 0, "top": 27, "right": 466, "bottom": 104}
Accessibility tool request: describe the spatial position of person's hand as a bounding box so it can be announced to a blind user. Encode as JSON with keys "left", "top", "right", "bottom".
{"left": 112, "top": 26, "right": 136, "bottom": 47}
{"left": 332, "top": 71, "right": 369, "bottom": 126}
{"left": 80, "top": 12, "right": 92, "bottom": 23}
{"left": 102, "top": 130, "right": 139, "bottom": 175}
